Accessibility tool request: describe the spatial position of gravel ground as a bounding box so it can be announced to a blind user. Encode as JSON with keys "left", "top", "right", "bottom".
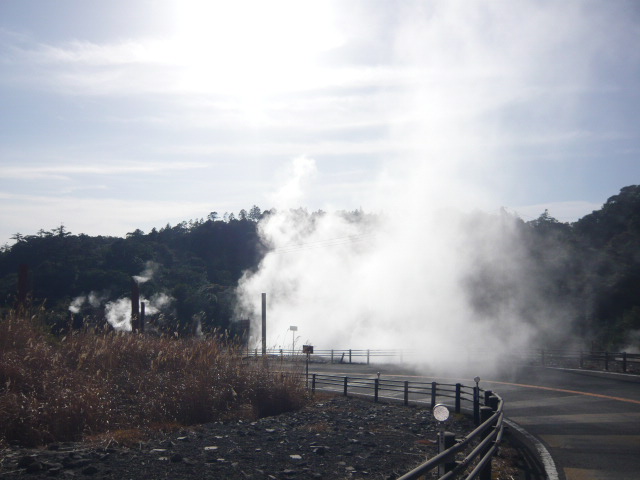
{"left": 0, "top": 395, "right": 526, "bottom": 479}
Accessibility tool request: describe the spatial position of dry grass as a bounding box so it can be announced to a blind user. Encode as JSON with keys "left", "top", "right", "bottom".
{"left": 0, "top": 311, "right": 308, "bottom": 447}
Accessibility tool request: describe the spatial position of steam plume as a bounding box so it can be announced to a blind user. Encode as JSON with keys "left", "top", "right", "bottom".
{"left": 133, "top": 260, "right": 159, "bottom": 284}
{"left": 105, "top": 293, "right": 173, "bottom": 331}
{"left": 235, "top": 2, "right": 603, "bottom": 374}
{"left": 69, "top": 291, "right": 106, "bottom": 314}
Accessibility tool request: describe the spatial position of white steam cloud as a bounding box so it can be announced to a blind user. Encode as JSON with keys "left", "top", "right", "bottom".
{"left": 69, "top": 291, "right": 107, "bottom": 314}
{"left": 133, "top": 260, "right": 159, "bottom": 284}
{"left": 236, "top": 2, "right": 602, "bottom": 374}
{"left": 104, "top": 293, "right": 173, "bottom": 332}
{"left": 68, "top": 262, "right": 170, "bottom": 331}
{"left": 270, "top": 156, "right": 318, "bottom": 209}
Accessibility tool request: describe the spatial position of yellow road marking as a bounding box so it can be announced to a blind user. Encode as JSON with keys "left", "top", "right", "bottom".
{"left": 481, "top": 380, "right": 640, "bottom": 405}
{"left": 564, "top": 467, "right": 630, "bottom": 480}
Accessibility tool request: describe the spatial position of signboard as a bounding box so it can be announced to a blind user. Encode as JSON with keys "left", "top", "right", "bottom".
{"left": 290, "top": 326, "right": 298, "bottom": 331}
{"left": 303, "top": 345, "right": 313, "bottom": 354}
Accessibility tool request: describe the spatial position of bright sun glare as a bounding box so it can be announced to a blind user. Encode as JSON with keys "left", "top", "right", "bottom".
{"left": 166, "top": 0, "right": 343, "bottom": 108}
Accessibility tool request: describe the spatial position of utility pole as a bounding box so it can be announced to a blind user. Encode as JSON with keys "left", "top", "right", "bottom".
{"left": 131, "top": 279, "right": 140, "bottom": 332}
{"left": 261, "top": 293, "right": 267, "bottom": 356}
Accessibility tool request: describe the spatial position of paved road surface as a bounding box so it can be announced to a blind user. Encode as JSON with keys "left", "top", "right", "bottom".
{"left": 307, "top": 362, "right": 640, "bottom": 480}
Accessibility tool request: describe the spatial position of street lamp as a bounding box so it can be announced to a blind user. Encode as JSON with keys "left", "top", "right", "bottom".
{"left": 433, "top": 403, "right": 452, "bottom": 476}
{"left": 289, "top": 325, "right": 298, "bottom": 354}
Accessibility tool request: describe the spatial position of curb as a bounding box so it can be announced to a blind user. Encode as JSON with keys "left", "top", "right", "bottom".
{"left": 504, "top": 418, "right": 560, "bottom": 480}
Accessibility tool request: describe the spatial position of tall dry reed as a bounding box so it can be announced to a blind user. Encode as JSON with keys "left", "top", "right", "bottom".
{"left": 0, "top": 312, "right": 307, "bottom": 447}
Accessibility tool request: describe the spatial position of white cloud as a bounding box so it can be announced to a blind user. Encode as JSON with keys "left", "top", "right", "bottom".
{"left": 0, "top": 161, "right": 208, "bottom": 180}
{"left": 0, "top": 0, "right": 638, "bottom": 246}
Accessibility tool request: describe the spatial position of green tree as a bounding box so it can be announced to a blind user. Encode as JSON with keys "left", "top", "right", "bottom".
{"left": 248, "top": 205, "right": 262, "bottom": 222}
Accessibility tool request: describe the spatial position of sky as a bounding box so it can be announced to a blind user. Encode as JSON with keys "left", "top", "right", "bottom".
{"left": 1, "top": 0, "right": 639, "bottom": 246}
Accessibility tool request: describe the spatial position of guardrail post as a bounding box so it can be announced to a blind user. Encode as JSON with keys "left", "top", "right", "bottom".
{"left": 404, "top": 381, "right": 409, "bottom": 406}
{"left": 623, "top": 352, "right": 627, "bottom": 373}
{"left": 455, "top": 384, "right": 461, "bottom": 413}
{"left": 484, "top": 390, "right": 493, "bottom": 406}
{"left": 431, "top": 382, "right": 437, "bottom": 409}
{"left": 280, "top": 349, "right": 283, "bottom": 358}
{"left": 438, "top": 431, "right": 457, "bottom": 476}
{"left": 473, "top": 386, "right": 480, "bottom": 426}
{"left": 254, "top": 348, "right": 258, "bottom": 357}
{"left": 367, "top": 349, "right": 370, "bottom": 365}
{"left": 374, "top": 378, "right": 379, "bottom": 402}
{"left": 605, "top": 351, "right": 609, "bottom": 371}
{"left": 487, "top": 395, "right": 499, "bottom": 413}
{"left": 331, "top": 349, "right": 334, "bottom": 364}
{"left": 349, "top": 349, "right": 352, "bottom": 364}
{"left": 343, "top": 377, "right": 348, "bottom": 396}
{"left": 480, "top": 407, "right": 494, "bottom": 480}
{"left": 312, "top": 374, "right": 316, "bottom": 393}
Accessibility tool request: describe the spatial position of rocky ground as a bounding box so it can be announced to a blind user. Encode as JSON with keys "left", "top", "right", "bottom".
{"left": 0, "top": 395, "right": 527, "bottom": 479}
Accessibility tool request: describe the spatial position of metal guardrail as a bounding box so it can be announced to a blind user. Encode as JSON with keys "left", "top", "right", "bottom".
{"left": 529, "top": 349, "right": 640, "bottom": 373}
{"left": 309, "top": 373, "right": 504, "bottom": 480}
{"left": 248, "top": 348, "right": 404, "bottom": 364}
{"left": 249, "top": 347, "right": 640, "bottom": 373}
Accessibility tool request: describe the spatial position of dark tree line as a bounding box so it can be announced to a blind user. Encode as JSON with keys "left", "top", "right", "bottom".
{"left": 0, "top": 206, "right": 268, "bottom": 335}
{"left": 1, "top": 188, "right": 640, "bottom": 350}
{"left": 462, "top": 185, "right": 640, "bottom": 350}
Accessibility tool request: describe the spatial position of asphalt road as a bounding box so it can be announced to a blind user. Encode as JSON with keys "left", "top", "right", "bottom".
{"left": 306, "top": 361, "right": 640, "bottom": 480}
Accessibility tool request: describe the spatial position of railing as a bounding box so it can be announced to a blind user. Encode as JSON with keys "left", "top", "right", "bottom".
{"left": 310, "top": 373, "right": 504, "bottom": 480}
{"left": 248, "top": 347, "right": 640, "bottom": 373}
{"left": 248, "top": 348, "right": 405, "bottom": 364}
{"left": 530, "top": 349, "right": 640, "bottom": 373}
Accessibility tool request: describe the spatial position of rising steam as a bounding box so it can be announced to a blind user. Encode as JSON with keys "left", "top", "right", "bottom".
{"left": 133, "top": 260, "right": 159, "bottom": 284}
{"left": 69, "top": 291, "right": 105, "bottom": 314}
{"left": 104, "top": 293, "right": 173, "bottom": 332}
{"left": 69, "top": 261, "right": 173, "bottom": 331}
{"left": 235, "top": 2, "right": 601, "bottom": 374}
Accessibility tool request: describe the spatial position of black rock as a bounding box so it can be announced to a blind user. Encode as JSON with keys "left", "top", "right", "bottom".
{"left": 25, "top": 461, "right": 43, "bottom": 474}
{"left": 19, "top": 456, "right": 38, "bottom": 468}
{"left": 82, "top": 466, "right": 99, "bottom": 475}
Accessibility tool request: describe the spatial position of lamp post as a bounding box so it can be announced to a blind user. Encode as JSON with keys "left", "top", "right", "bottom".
{"left": 433, "top": 404, "right": 454, "bottom": 476}
{"left": 289, "top": 326, "right": 298, "bottom": 354}
{"left": 473, "top": 376, "right": 481, "bottom": 425}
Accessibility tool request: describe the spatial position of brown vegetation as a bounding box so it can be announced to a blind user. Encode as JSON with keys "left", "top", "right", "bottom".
{"left": 0, "top": 311, "right": 307, "bottom": 448}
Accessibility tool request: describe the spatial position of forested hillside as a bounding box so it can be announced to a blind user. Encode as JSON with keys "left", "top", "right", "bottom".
{"left": 0, "top": 208, "right": 267, "bottom": 335}
{"left": 1, "top": 186, "right": 639, "bottom": 350}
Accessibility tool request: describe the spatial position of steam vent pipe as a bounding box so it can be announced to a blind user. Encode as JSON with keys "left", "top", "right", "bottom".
{"left": 262, "top": 293, "right": 267, "bottom": 356}
{"left": 131, "top": 279, "right": 140, "bottom": 332}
